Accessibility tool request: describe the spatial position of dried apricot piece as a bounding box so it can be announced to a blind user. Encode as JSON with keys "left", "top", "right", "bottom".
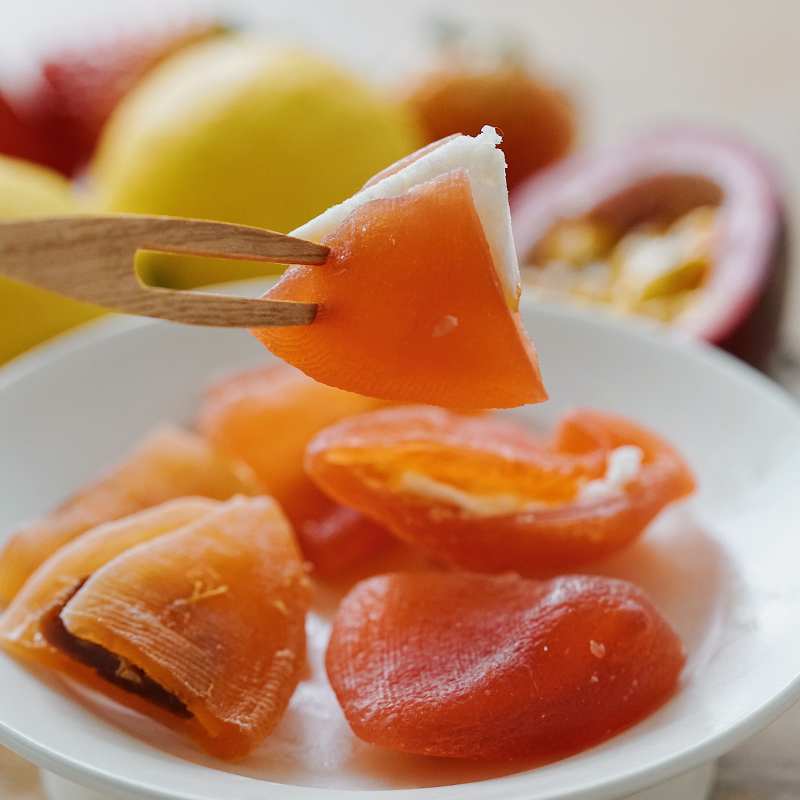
{"left": 298, "top": 502, "right": 392, "bottom": 577}
{"left": 252, "top": 128, "right": 547, "bottom": 409}
{"left": 1, "top": 496, "right": 311, "bottom": 761}
{"left": 326, "top": 571, "right": 685, "bottom": 759}
{"left": 0, "top": 497, "right": 220, "bottom": 673}
{"left": 306, "top": 406, "right": 695, "bottom": 574}
{"left": 0, "top": 426, "right": 262, "bottom": 605}
{"left": 196, "top": 362, "right": 392, "bottom": 574}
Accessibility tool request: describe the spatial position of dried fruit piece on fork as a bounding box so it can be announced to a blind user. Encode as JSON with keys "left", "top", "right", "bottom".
{"left": 0, "top": 496, "right": 311, "bottom": 760}
{"left": 252, "top": 127, "right": 547, "bottom": 409}
{"left": 0, "top": 426, "right": 262, "bottom": 605}
{"left": 326, "top": 571, "right": 685, "bottom": 759}
{"left": 197, "top": 362, "right": 393, "bottom": 575}
{"left": 306, "top": 406, "right": 695, "bottom": 574}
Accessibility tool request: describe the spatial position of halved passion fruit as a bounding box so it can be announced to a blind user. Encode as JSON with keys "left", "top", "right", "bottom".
{"left": 511, "top": 128, "right": 786, "bottom": 370}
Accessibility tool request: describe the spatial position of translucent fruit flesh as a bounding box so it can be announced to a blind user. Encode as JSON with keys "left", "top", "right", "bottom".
{"left": 306, "top": 406, "right": 696, "bottom": 574}
{"left": 252, "top": 169, "right": 546, "bottom": 409}
{"left": 196, "top": 363, "right": 392, "bottom": 574}
{"left": 0, "top": 427, "right": 263, "bottom": 605}
{"left": 0, "top": 496, "right": 311, "bottom": 760}
{"left": 326, "top": 572, "right": 685, "bottom": 759}
{"left": 0, "top": 498, "right": 220, "bottom": 672}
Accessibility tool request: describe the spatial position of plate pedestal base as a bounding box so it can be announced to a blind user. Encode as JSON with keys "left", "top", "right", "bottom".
{"left": 39, "top": 760, "right": 718, "bottom": 800}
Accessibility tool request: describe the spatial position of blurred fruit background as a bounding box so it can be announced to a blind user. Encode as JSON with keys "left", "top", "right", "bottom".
{"left": 0, "top": 0, "right": 799, "bottom": 380}
{"left": 3, "top": 2, "right": 800, "bottom": 797}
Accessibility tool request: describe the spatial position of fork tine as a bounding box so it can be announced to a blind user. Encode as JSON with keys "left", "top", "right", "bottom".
{"left": 0, "top": 215, "right": 323, "bottom": 328}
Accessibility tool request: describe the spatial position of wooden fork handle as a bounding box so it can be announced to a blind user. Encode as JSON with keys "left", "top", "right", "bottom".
{"left": 0, "top": 215, "right": 327, "bottom": 327}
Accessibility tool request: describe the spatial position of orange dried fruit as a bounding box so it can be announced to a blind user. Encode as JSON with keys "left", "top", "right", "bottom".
{"left": 0, "top": 497, "right": 220, "bottom": 669}
{"left": 196, "top": 362, "right": 392, "bottom": 574}
{"left": 0, "top": 496, "right": 311, "bottom": 761}
{"left": 326, "top": 571, "right": 685, "bottom": 759}
{"left": 252, "top": 129, "right": 547, "bottom": 409}
{"left": 0, "top": 426, "right": 262, "bottom": 605}
{"left": 306, "top": 406, "right": 696, "bottom": 574}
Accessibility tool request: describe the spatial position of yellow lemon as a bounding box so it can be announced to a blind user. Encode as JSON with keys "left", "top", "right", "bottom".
{"left": 0, "top": 156, "right": 103, "bottom": 366}
{"left": 90, "top": 35, "right": 423, "bottom": 288}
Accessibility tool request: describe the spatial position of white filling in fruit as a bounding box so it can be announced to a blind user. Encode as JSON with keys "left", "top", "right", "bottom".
{"left": 292, "top": 126, "right": 521, "bottom": 311}
{"left": 396, "top": 445, "right": 644, "bottom": 517}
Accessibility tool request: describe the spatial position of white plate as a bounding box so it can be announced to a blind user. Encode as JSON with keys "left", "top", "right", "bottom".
{"left": 2, "top": 292, "right": 800, "bottom": 800}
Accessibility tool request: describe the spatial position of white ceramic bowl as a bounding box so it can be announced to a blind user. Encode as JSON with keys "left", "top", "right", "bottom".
{"left": 1, "top": 291, "right": 800, "bottom": 800}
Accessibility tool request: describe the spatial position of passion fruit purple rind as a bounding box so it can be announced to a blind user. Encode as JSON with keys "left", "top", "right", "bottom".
{"left": 511, "top": 127, "right": 786, "bottom": 371}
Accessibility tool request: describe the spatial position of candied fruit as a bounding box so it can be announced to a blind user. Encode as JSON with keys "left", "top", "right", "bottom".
{"left": 0, "top": 426, "right": 262, "bottom": 605}
{"left": 196, "top": 362, "right": 392, "bottom": 574}
{"left": 0, "top": 496, "right": 311, "bottom": 760}
{"left": 306, "top": 406, "right": 695, "bottom": 574}
{"left": 326, "top": 571, "right": 685, "bottom": 759}
{"left": 252, "top": 129, "right": 546, "bottom": 409}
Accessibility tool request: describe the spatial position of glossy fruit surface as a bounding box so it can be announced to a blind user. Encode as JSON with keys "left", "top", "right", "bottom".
{"left": 402, "top": 61, "right": 575, "bottom": 191}
{"left": 0, "top": 154, "right": 104, "bottom": 366}
{"left": 512, "top": 128, "right": 786, "bottom": 370}
{"left": 1, "top": 496, "right": 311, "bottom": 760}
{"left": 0, "top": 427, "right": 262, "bottom": 605}
{"left": 90, "top": 36, "right": 421, "bottom": 289}
{"left": 298, "top": 502, "right": 393, "bottom": 577}
{"left": 253, "top": 169, "right": 545, "bottom": 408}
{"left": 306, "top": 406, "right": 695, "bottom": 574}
{"left": 196, "top": 362, "right": 392, "bottom": 574}
{"left": 326, "top": 571, "right": 685, "bottom": 759}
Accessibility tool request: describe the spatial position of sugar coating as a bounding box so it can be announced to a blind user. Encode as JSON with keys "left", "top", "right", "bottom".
{"left": 291, "top": 126, "right": 522, "bottom": 311}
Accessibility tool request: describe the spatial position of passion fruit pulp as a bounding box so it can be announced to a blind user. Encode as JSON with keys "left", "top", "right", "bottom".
{"left": 511, "top": 128, "right": 786, "bottom": 371}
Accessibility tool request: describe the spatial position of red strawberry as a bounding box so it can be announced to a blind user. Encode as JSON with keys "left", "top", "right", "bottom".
{"left": 16, "top": 21, "right": 224, "bottom": 176}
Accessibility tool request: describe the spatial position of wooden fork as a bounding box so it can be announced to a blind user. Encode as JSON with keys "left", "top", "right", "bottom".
{"left": 0, "top": 215, "right": 328, "bottom": 327}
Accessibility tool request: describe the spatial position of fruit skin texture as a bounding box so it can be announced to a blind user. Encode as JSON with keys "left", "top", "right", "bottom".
{"left": 253, "top": 169, "right": 546, "bottom": 409}
{"left": 196, "top": 362, "right": 392, "bottom": 574}
{"left": 305, "top": 406, "right": 695, "bottom": 575}
{"left": 0, "top": 427, "right": 263, "bottom": 606}
{"left": 0, "top": 498, "right": 219, "bottom": 667}
{"left": 402, "top": 62, "right": 575, "bottom": 191}
{"left": 90, "top": 36, "right": 422, "bottom": 289}
{"left": 511, "top": 128, "right": 786, "bottom": 371}
{"left": 0, "top": 92, "right": 58, "bottom": 168}
{"left": 0, "top": 154, "right": 104, "bottom": 366}
{"left": 1, "top": 496, "right": 311, "bottom": 761}
{"left": 326, "top": 572, "right": 685, "bottom": 759}
{"left": 16, "top": 22, "right": 223, "bottom": 177}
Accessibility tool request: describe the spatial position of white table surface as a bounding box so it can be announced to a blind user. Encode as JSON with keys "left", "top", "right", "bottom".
{"left": 2, "top": 2, "right": 800, "bottom": 797}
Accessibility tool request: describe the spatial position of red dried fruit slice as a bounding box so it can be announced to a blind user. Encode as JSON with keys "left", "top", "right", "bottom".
{"left": 0, "top": 426, "right": 262, "bottom": 605}
{"left": 306, "top": 406, "right": 695, "bottom": 574}
{"left": 298, "top": 502, "right": 392, "bottom": 577}
{"left": 326, "top": 571, "right": 685, "bottom": 759}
